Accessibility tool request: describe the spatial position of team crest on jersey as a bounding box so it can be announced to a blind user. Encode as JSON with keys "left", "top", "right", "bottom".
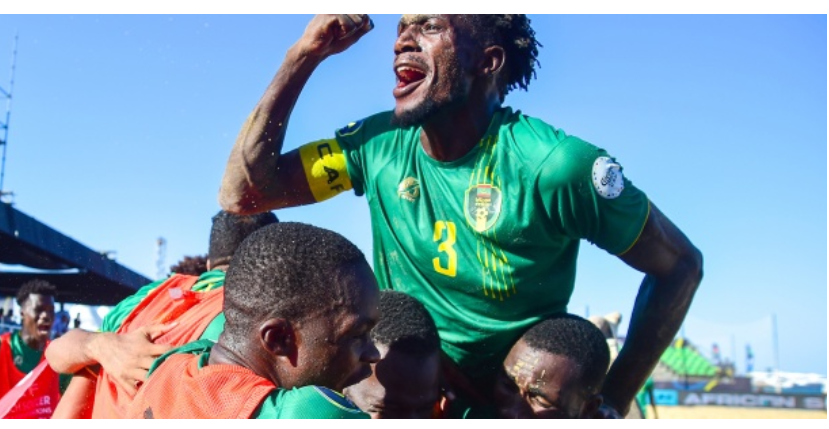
{"left": 398, "top": 177, "right": 420, "bottom": 202}
{"left": 336, "top": 119, "right": 364, "bottom": 137}
{"left": 464, "top": 184, "right": 502, "bottom": 232}
{"left": 592, "top": 156, "right": 625, "bottom": 199}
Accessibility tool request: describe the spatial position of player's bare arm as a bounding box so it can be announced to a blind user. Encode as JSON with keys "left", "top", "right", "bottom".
{"left": 219, "top": 14, "right": 372, "bottom": 214}
{"left": 45, "top": 324, "right": 173, "bottom": 396}
{"left": 600, "top": 203, "right": 703, "bottom": 416}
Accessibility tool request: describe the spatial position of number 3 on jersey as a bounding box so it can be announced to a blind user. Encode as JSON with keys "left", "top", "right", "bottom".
{"left": 433, "top": 221, "right": 457, "bottom": 277}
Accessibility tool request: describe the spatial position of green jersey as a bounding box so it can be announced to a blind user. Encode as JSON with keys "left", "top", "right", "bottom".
{"left": 333, "top": 107, "right": 650, "bottom": 384}
{"left": 2, "top": 331, "right": 43, "bottom": 374}
{"left": 146, "top": 340, "right": 369, "bottom": 419}
{"left": 0, "top": 331, "right": 72, "bottom": 393}
{"left": 101, "top": 269, "right": 226, "bottom": 341}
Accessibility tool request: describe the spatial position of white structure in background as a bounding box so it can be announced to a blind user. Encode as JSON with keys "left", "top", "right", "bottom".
{"left": 57, "top": 303, "right": 110, "bottom": 332}
{"left": 750, "top": 371, "right": 827, "bottom": 395}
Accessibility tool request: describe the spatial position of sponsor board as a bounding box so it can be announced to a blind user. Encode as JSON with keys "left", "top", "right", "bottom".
{"left": 665, "top": 390, "right": 827, "bottom": 410}
{"left": 653, "top": 389, "right": 679, "bottom": 406}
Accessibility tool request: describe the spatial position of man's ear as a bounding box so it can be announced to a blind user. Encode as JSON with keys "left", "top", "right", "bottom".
{"left": 260, "top": 318, "right": 297, "bottom": 364}
{"left": 581, "top": 393, "right": 604, "bottom": 418}
{"left": 480, "top": 45, "right": 506, "bottom": 79}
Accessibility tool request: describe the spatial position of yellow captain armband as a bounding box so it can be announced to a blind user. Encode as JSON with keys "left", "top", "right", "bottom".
{"left": 298, "top": 139, "right": 353, "bottom": 202}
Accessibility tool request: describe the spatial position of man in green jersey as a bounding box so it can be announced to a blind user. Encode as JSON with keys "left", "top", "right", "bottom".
{"left": 0, "top": 279, "right": 57, "bottom": 398}
{"left": 218, "top": 14, "right": 703, "bottom": 418}
{"left": 125, "top": 222, "right": 379, "bottom": 419}
{"left": 46, "top": 210, "right": 277, "bottom": 418}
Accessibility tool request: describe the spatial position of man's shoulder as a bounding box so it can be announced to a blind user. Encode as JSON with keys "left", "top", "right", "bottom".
{"left": 335, "top": 110, "right": 420, "bottom": 149}
{"left": 499, "top": 107, "right": 583, "bottom": 146}
{"left": 258, "top": 386, "right": 368, "bottom": 419}
{"left": 497, "top": 107, "right": 598, "bottom": 173}
{"left": 335, "top": 110, "right": 396, "bottom": 139}
{"left": 147, "top": 339, "right": 213, "bottom": 376}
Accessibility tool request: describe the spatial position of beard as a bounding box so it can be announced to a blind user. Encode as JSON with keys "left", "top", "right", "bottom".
{"left": 391, "top": 55, "right": 469, "bottom": 128}
{"left": 391, "top": 96, "right": 441, "bottom": 128}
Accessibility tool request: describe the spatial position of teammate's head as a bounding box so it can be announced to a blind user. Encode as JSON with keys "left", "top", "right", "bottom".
{"left": 169, "top": 254, "right": 209, "bottom": 276}
{"left": 220, "top": 222, "right": 380, "bottom": 392}
{"left": 207, "top": 210, "right": 278, "bottom": 269}
{"left": 345, "top": 290, "right": 441, "bottom": 419}
{"left": 392, "top": 14, "right": 540, "bottom": 127}
{"left": 494, "top": 314, "right": 609, "bottom": 419}
{"left": 16, "top": 279, "right": 56, "bottom": 347}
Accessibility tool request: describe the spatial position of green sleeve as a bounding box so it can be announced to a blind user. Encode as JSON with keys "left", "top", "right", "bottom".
{"left": 335, "top": 111, "right": 399, "bottom": 198}
{"left": 253, "top": 386, "right": 369, "bottom": 419}
{"left": 197, "top": 313, "right": 225, "bottom": 342}
{"left": 538, "top": 136, "right": 650, "bottom": 255}
{"left": 100, "top": 279, "right": 166, "bottom": 333}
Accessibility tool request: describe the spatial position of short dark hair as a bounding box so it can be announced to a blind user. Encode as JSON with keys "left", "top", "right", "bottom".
{"left": 17, "top": 279, "right": 57, "bottom": 306}
{"left": 208, "top": 210, "right": 278, "bottom": 267}
{"left": 372, "top": 291, "right": 440, "bottom": 357}
{"left": 170, "top": 255, "right": 209, "bottom": 276}
{"left": 521, "top": 314, "right": 610, "bottom": 393}
{"left": 460, "top": 14, "right": 541, "bottom": 98}
{"left": 222, "top": 222, "right": 368, "bottom": 341}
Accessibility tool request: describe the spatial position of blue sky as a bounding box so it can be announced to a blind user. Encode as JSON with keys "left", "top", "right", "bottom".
{"left": 0, "top": 14, "right": 825, "bottom": 376}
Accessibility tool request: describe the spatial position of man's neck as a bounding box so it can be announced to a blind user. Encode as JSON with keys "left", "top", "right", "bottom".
{"left": 209, "top": 340, "right": 281, "bottom": 387}
{"left": 19, "top": 330, "right": 45, "bottom": 351}
{"left": 420, "top": 100, "right": 500, "bottom": 162}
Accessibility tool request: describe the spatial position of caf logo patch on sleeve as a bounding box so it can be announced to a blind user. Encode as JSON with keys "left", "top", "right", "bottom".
{"left": 336, "top": 120, "right": 364, "bottom": 137}
{"left": 592, "top": 156, "right": 625, "bottom": 199}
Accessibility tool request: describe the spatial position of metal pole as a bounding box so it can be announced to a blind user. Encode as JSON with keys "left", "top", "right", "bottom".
{"left": 0, "top": 33, "right": 18, "bottom": 193}
{"left": 681, "top": 325, "right": 688, "bottom": 389}
{"left": 772, "top": 313, "right": 781, "bottom": 393}
{"left": 730, "top": 334, "right": 736, "bottom": 367}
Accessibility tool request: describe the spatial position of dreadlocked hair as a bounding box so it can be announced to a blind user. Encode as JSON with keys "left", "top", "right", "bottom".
{"left": 462, "top": 14, "right": 541, "bottom": 96}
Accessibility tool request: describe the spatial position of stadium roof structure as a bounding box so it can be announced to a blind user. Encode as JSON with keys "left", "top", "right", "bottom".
{"left": 0, "top": 202, "right": 150, "bottom": 306}
{"left": 660, "top": 340, "right": 719, "bottom": 377}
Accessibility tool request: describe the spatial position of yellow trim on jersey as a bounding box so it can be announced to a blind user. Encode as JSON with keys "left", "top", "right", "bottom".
{"left": 617, "top": 200, "right": 652, "bottom": 256}
{"left": 298, "top": 139, "right": 353, "bottom": 202}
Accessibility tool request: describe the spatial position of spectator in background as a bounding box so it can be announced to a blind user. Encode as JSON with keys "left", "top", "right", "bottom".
{"left": 2, "top": 308, "right": 14, "bottom": 325}
{"left": 0, "top": 279, "right": 58, "bottom": 399}
{"left": 588, "top": 312, "right": 654, "bottom": 419}
{"left": 51, "top": 311, "right": 71, "bottom": 340}
{"left": 72, "top": 314, "right": 81, "bottom": 329}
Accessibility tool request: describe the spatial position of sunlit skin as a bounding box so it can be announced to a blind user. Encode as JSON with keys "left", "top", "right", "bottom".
{"left": 219, "top": 14, "right": 704, "bottom": 417}
{"left": 344, "top": 344, "right": 441, "bottom": 419}
{"left": 493, "top": 339, "right": 603, "bottom": 419}
{"left": 19, "top": 293, "right": 55, "bottom": 351}
{"left": 292, "top": 262, "right": 382, "bottom": 392}
{"left": 392, "top": 14, "right": 502, "bottom": 162}
{"left": 209, "top": 262, "right": 381, "bottom": 393}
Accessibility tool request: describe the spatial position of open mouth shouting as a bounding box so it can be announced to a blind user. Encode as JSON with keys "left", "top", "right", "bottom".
{"left": 393, "top": 61, "right": 427, "bottom": 99}
{"left": 37, "top": 322, "right": 52, "bottom": 336}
